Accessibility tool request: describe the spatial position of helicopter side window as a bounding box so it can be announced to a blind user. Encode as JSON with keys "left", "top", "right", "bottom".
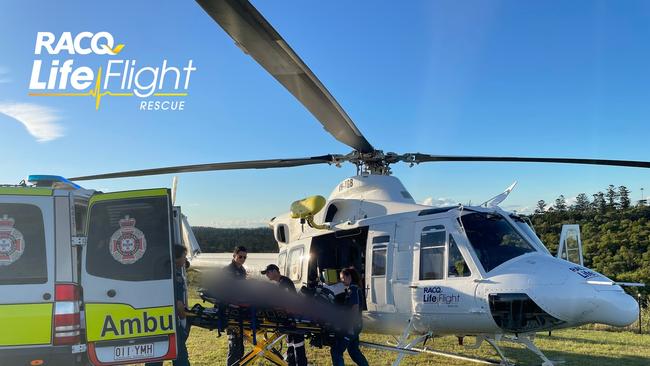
{"left": 462, "top": 212, "right": 536, "bottom": 273}
{"left": 447, "top": 234, "right": 470, "bottom": 277}
{"left": 371, "top": 235, "right": 389, "bottom": 277}
{"left": 278, "top": 250, "right": 287, "bottom": 276}
{"left": 419, "top": 225, "right": 445, "bottom": 280}
{"left": 288, "top": 246, "right": 304, "bottom": 282}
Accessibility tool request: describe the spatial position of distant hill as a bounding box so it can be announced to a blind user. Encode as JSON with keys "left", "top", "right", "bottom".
{"left": 192, "top": 227, "right": 277, "bottom": 253}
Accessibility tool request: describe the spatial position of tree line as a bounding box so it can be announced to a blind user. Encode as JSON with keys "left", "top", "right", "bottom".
{"left": 534, "top": 185, "right": 638, "bottom": 213}
{"left": 529, "top": 185, "right": 650, "bottom": 295}
{"left": 191, "top": 227, "right": 276, "bottom": 253}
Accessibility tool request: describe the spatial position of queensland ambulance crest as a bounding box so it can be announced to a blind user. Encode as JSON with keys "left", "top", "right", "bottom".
{"left": 0, "top": 215, "right": 25, "bottom": 266}
{"left": 110, "top": 215, "right": 147, "bottom": 264}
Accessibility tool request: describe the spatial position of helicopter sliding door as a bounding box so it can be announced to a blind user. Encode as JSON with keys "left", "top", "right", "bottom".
{"left": 366, "top": 223, "right": 396, "bottom": 312}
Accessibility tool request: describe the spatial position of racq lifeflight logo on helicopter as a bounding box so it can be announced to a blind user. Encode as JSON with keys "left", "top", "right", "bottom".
{"left": 28, "top": 31, "right": 196, "bottom": 111}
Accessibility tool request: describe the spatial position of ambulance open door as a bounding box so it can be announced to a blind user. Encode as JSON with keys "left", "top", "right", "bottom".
{"left": 81, "top": 189, "right": 177, "bottom": 365}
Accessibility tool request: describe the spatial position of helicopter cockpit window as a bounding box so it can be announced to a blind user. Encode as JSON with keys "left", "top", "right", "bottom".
{"left": 510, "top": 215, "right": 547, "bottom": 251}
{"left": 462, "top": 212, "right": 536, "bottom": 273}
{"left": 419, "top": 225, "right": 445, "bottom": 280}
{"left": 448, "top": 234, "right": 470, "bottom": 277}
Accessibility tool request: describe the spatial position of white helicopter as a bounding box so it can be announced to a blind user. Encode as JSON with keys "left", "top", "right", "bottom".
{"left": 68, "top": 1, "right": 650, "bottom": 365}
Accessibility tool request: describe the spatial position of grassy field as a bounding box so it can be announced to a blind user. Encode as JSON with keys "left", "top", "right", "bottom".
{"left": 157, "top": 272, "right": 650, "bottom": 366}
{"left": 181, "top": 326, "right": 650, "bottom": 366}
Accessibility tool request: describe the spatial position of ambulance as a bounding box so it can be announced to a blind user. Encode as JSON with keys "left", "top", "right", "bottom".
{"left": 0, "top": 175, "right": 197, "bottom": 365}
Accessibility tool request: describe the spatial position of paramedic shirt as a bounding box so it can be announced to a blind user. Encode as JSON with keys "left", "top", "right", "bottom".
{"left": 278, "top": 275, "right": 296, "bottom": 293}
{"left": 225, "top": 260, "right": 247, "bottom": 280}
{"left": 175, "top": 267, "right": 187, "bottom": 304}
{"left": 345, "top": 284, "right": 363, "bottom": 333}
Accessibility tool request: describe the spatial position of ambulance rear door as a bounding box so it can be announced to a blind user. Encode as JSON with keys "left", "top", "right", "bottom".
{"left": 81, "top": 189, "right": 177, "bottom": 365}
{"left": 0, "top": 188, "right": 55, "bottom": 352}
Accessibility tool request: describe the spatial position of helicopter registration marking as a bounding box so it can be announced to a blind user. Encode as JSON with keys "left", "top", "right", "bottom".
{"left": 568, "top": 266, "right": 599, "bottom": 279}
{"left": 338, "top": 178, "right": 354, "bottom": 192}
{"left": 422, "top": 287, "right": 460, "bottom": 305}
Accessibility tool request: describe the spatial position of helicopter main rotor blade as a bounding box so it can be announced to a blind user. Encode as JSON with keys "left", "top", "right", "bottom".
{"left": 409, "top": 154, "right": 650, "bottom": 169}
{"left": 68, "top": 155, "right": 336, "bottom": 181}
{"left": 195, "top": 0, "right": 374, "bottom": 154}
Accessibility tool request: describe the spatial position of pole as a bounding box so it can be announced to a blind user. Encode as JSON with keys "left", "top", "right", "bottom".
{"left": 638, "top": 292, "right": 642, "bottom": 334}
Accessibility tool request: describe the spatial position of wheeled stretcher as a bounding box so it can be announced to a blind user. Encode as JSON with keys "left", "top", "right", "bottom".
{"left": 186, "top": 287, "right": 340, "bottom": 366}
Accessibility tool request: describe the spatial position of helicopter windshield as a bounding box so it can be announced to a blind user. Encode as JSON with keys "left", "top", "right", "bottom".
{"left": 462, "top": 212, "right": 536, "bottom": 273}
{"left": 509, "top": 214, "right": 548, "bottom": 252}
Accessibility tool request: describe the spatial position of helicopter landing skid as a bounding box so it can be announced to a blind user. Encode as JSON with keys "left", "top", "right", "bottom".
{"left": 385, "top": 328, "right": 503, "bottom": 366}
{"left": 468, "top": 334, "right": 561, "bottom": 366}
{"left": 389, "top": 316, "right": 428, "bottom": 366}
{"left": 477, "top": 336, "right": 515, "bottom": 366}
{"left": 501, "top": 334, "right": 561, "bottom": 366}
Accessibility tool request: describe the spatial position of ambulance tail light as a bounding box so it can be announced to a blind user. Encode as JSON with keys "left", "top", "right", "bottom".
{"left": 53, "top": 283, "right": 81, "bottom": 346}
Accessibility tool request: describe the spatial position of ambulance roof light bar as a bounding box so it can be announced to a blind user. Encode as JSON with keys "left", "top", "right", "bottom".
{"left": 27, "top": 175, "right": 82, "bottom": 190}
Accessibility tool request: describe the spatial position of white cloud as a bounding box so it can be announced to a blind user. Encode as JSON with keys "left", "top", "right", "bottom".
{"left": 0, "top": 102, "right": 63, "bottom": 142}
{"left": 502, "top": 204, "right": 534, "bottom": 214}
{"left": 421, "top": 197, "right": 457, "bottom": 207}
{"left": 565, "top": 196, "right": 578, "bottom": 207}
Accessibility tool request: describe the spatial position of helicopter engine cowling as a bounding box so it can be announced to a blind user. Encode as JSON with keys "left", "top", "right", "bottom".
{"left": 478, "top": 253, "right": 639, "bottom": 333}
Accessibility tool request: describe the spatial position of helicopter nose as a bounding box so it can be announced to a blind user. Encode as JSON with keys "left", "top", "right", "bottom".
{"left": 578, "top": 286, "right": 639, "bottom": 326}
{"left": 525, "top": 261, "right": 639, "bottom": 327}
{"left": 528, "top": 281, "right": 638, "bottom": 327}
{"left": 483, "top": 254, "right": 639, "bottom": 331}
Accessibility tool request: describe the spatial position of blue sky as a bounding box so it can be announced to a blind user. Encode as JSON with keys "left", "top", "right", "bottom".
{"left": 1, "top": 1, "right": 649, "bottom": 227}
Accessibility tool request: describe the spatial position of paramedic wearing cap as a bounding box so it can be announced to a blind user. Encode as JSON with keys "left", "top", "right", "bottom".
{"left": 225, "top": 246, "right": 248, "bottom": 366}
{"left": 262, "top": 264, "right": 308, "bottom": 366}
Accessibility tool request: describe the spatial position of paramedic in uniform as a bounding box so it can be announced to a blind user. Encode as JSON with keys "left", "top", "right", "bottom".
{"left": 146, "top": 244, "right": 191, "bottom": 366}
{"left": 330, "top": 268, "right": 368, "bottom": 366}
{"left": 225, "top": 246, "right": 248, "bottom": 366}
{"left": 262, "top": 264, "right": 308, "bottom": 366}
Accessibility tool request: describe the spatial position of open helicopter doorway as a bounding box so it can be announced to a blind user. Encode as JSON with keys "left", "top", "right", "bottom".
{"left": 307, "top": 227, "right": 368, "bottom": 306}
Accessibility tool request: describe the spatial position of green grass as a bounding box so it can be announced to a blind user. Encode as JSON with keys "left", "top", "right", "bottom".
{"left": 179, "top": 327, "right": 650, "bottom": 366}
{"left": 153, "top": 272, "right": 650, "bottom": 365}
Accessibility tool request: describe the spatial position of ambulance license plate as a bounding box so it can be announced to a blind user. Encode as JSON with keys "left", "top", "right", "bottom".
{"left": 113, "top": 343, "right": 154, "bottom": 361}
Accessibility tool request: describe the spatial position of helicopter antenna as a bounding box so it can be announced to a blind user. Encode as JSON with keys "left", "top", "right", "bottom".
{"left": 481, "top": 181, "right": 518, "bottom": 208}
